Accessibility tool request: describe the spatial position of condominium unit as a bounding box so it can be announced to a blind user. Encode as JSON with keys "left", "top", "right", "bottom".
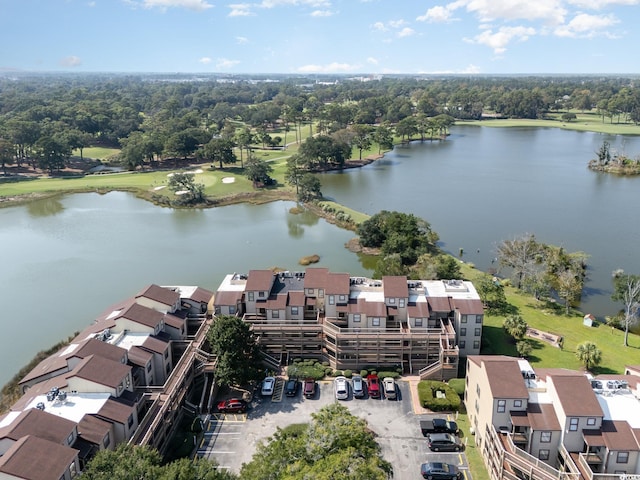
{"left": 0, "top": 284, "right": 214, "bottom": 479}
{"left": 214, "top": 268, "right": 484, "bottom": 378}
{"left": 465, "top": 355, "right": 640, "bottom": 480}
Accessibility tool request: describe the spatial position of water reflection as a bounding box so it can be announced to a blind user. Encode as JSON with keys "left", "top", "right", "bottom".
{"left": 27, "top": 196, "right": 64, "bottom": 217}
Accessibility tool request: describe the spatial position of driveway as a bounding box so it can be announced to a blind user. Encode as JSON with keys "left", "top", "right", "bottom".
{"left": 197, "top": 379, "right": 470, "bottom": 480}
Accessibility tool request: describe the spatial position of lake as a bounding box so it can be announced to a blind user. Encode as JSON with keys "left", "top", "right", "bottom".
{"left": 2, "top": 125, "right": 640, "bottom": 387}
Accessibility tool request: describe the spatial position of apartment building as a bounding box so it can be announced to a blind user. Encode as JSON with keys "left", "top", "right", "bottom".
{"left": 465, "top": 355, "right": 640, "bottom": 480}
{"left": 214, "top": 268, "right": 484, "bottom": 378}
{"left": 1, "top": 284, "right": 214, "bottom": 479}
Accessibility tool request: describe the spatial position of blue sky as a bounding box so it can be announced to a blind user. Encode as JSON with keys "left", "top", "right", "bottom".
{"left": 1, "top": 0, "right": 639, "bottom": 74}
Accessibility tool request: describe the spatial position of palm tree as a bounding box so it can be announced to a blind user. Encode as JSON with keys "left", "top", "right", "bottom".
{"left": 576, "top": 341, "right": 602, "bottom": 371}
{"left": 503, "top": 315, "right": 528, "bottom": 340}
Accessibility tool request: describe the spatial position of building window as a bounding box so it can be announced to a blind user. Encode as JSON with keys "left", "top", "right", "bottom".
{"left": 475, "top": 327, "right": 481, "bottom": 336}
{"left": 473, "top": 340, "right": 480, "bottom": 349}
{"left": 229, "top": 305, "right": 236, "bottom": 314}
{"left": 475, "top": 399, "right": 479, "bottom": 413}
{"left": 272, "top": 310, "right": 279, "bottom": 319}
{"left": 291, "top": 306, "right": 299, "bottom": 315}
{"left": 476, "top": 316, "right": 482, "bottom": 323}
{"left": 67, "top": 433, "right": 74, "bottom": 445}
{"left": 399, "top": 298, "right": 405, "bottom": 307}
{"left": 319, "top": 289, "right": 324, "bottom": 298}
{"left": 372, "top": 318, "right": 380, "bottom": 326}
{"left": 329, "top": 296, "right": 335, "bottom": 305}
{"left": 539, "top": 450, "right": 550, "bottom": 461}
{"left": 147, "top": 362, "right": 152, "bottom": 372}
{"left": 459, "top": 340, "right": 465, "bottom": 349}
{"left": 514, "top": 400, "right": 522, "bottom": 407}
{"left": 569, "top": 418, "right": 579, "bottom": 431}
{"left": 128, "top": 414, "right": 134, "bottom": 429}
{"left": 306, "top": 288, "right": 313, "bottom": 295}
{"left": 339, "top": 295, "right": 346, "bottom": 302}
{"left": 166, "top": 363, "right": 171, "bottom": 374}
{"left": 587, "top": 417, "right": 596, "bottom": 426}
{"left": 258, "top": 291, "right": 265, "bottom": 298}
{"left": 461, "top": 315, "right": 467, "bottom": 323}
{"left": 540, "top": 432, "right": 552, "bottom": 443}
{"left": 103, "top": 433, "right": 110, "bottom": 448}
{"left": 389, "top": 298, "right": 396, "bottom": 304}
{"left": 476, "top": 384, "right": 481, "bottom": 396}
{"left": 415, "top": 318, "right": 423, "bottom": 327}
{"left": 460, "top": 328, "right": 467, "bottom": 336}
{"left": 353, "top": 314, "right": 361, "bottom": 323}
{"left": 248, "top": 292, "right": 254, "bottom": 301}
{"left": 215, "top": 306, "right": 221, "bottom": 315}
{"left": 497, "top": 400, "right": 506, "bottom": 413}
{"left": 617, "top": 452, "right": 629, "bottom": 464}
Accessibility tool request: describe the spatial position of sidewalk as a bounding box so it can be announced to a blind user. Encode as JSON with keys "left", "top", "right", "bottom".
{"left": 404, "top": 375, "right": 429, "bottom": 414}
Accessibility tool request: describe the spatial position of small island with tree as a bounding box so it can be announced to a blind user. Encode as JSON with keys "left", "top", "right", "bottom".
{"left": 589, "top": 141, "right": 640, "bottom": 174}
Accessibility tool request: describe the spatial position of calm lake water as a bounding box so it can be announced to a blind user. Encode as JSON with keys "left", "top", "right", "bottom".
{"left": 0, "top": 195, "right": 369, "bottom": 387}
{"left": 320, "top": 125, "right": 640, "bottom": 320}
{"left": 2, "top": 125, "right": 640, "bottom": 387}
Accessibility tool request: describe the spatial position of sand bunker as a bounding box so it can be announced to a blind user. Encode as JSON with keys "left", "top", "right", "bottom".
{"left": 222, "top": 177, "right": 236, "bottom": 184}
{"left": 153, "top": 185, "right": 166, "bottom": 191}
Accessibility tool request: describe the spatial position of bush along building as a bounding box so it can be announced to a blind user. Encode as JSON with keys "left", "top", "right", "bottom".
{"left": 465, "top": 355, "right": 640, "bottom": 480}
{"left": 214, "top": 268, "right": 484, "bottom": 379}
{"left": 0, "top": 285, "right": 215, "bottom": 480}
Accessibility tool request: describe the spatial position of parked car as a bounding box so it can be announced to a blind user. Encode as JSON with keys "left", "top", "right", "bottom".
{"left": 303, "top": 378, "right": 316, "bottom": 398}
{"left": 352, "top": 375, "right": 365, "bottom": 398}
{"left": 383, "top": 377, "right": 397, "bottom": 399}
{"left": 427, "top": 433, "right": 464, "bottom": 452}
{"left": 420, "top": 462, "right": 461, "bottom": 480}
{"left": 217, "top": 398, "right": 247, "bottom": 414}
{"left": 285, "top": 378, "right": 299, "bottom": 397}
{"left": 367, "top": 374, "right": 381, "bottom": 398}
{"left": 334, "top": 376, "right": 349, "bottom": 400}
{"left": 261, "top": 376, "right": 276, "bottom": 396}
{"left": 420, "top": 418, "right": 459, "bottom": 436}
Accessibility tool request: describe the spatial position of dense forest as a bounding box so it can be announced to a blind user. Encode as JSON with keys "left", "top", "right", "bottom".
{"left": 1, "top": 73, "right": 640, "bottom": 174}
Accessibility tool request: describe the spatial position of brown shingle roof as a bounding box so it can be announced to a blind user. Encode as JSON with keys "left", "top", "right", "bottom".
{"left": 186, "top": 287, "right": 214, "bottom": 303}
{"left": 214, "top": 290, "right": 243, "bottom": 306}
{"left": 164, "top": 313, "right": 185, "bottom": 330}
{"left": 527, "top": 403, "right": 561, "bottom": 431}
{"left": 266, "top": 293, "right": 287, "bottom": 310}
{"left": 136, "top": 284, "right": 180, "bottom": 307}
{"left": 602, "top": 420, "right": 640, "bottom": 451}
{"left": 304, "top": 268, "right": 329, "bottom": 289}
{"left": 96, "top": 398, "right": 133, "bottom": 424}
{"left": 326, "top": 273, "right": 350, "bottom": 295}
{"left": 408, "top": 302, "right": 430, "bottom": 318}
{"left": 288, "top": 291, "right": 306, "bottom": 307}
{"left": 246, "top": 270, "right": 274, "bottom": 291}
{"left": 118, "top": 303, "right": 164, "bottom": 329}
{"left": 0, "top": 435, "right": 77, "bottom": 480}
{"left": 453, "top": 298, "right": 484, "bottom": 315}
{"left": 550, "top": 375, "right": 603, "bottom": 417}
{"left": 364, "top": 300, "right": 387, "bottom": 317}
{"left": 78, "top": 414, "right": 112, "bottom": 446}
{"left": 0, "top": 408, "right": 76, "bottom": 444}
{"left": 127, "top": 346, "right": 154, "bottom": 367}
{"left": 70, "top": 355, "right": 130, "bottom": 389}
{"left": 483, "top": 358, "right": 529, "bottom": 399}
{"left": 383, "top": 276, "right": 408, "bottom": 299}
{"left": 427, "top": 296, "right": 453, "bottom": 313}
{"left": 73, "top": 338, "right": 127, "bottom": 364}
{"left": 141, "top": 336, "right": 169, "bottom": 354}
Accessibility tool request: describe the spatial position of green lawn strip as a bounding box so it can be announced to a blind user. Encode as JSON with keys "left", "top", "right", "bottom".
{"left": 72, "top": 146, "right": 121, "bottom": 160}
{"left": 457, "top": 262, "right": 640, "bottom": 373}
{"left": 316, "top": 200, "right": 370, "bottom": 225}
{"left": 455, "top": 413, "right": 490, "bottom": 480}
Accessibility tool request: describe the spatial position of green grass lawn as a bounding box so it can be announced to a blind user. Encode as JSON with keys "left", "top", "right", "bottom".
{"left": 458, "top": 262, "right": 640, "bottom": 374}
{"left": 458, "top": 111, "right": 640, "bottom": 136}
{"left": 72, "top": 146, "right": 121, "bottom": 160}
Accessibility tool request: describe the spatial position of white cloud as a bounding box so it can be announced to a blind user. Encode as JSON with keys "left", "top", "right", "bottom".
{"left": 388, "top": 19, "right": 406, "bottom": 28}
{"left": 87, "top": 1, "right": 96, "bottom": 6}
{"left": 236, "top": 36, "right": 249, "bottom": 44}
{"left": 372, "top": 21, "right": 387, "bottom": 31}
{"left": 554, "top": 13, "right": 619, "bottom": 37}
{"left": 259, "top": 0, "right": 331, "bottom": 7}
{"left": 59, "top": 56, "right": 82, "bottom": 67}
{"left": 367, "top": 57, "right": 379, "bottom": 65}
{"left": 296, "top": 62, "right": 361, "bottom": 73}
{"left": 228, "top": 3, "right": 253, "bottom": 16}
{"left": 141, "top": 0, "right": 213, "bottom": 11}
{"left": 311, "top": 9, "right": 333, "bottom": 16}
{"left": 447, "top": 0, "right": 566, "bottom": 25}
{"left": 216, "top": 58, "right": 241, "bottom": 68}
{"left": 199, "top": 56, "right": 212, "bottom": 64}
{"left": 416, "top": 5, "right": 454, "bottom": 23}
{"left": 567, "top": 0, "right": 639, "bottom": 8}
{"left": 468, "top": 25, "right": 536, "bottom": 54}
{"left": 397, "top": 27, "right": 415, "bottom": 37}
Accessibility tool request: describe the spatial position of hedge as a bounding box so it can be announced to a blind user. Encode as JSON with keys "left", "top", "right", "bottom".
{"left": 417, "top": 380, "right": 461, "bottom": 411}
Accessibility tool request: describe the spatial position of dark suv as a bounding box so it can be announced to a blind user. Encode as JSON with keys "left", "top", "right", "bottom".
{"left": 420, "top": 462, "right": 461, "bottom": 480}
{"left": 427, "top": 433, "right": 464, "bottom": 452}
{"left": 285, "top": 378, "right": 299, "bottom": 397}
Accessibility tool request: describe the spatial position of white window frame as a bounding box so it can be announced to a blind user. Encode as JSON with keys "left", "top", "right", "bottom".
{"left": 329, "top": 295, "right": 335, "bottom": 305}
{"left": 372, "top": 318, "right": 380, "bottom": 326}
{"left": 514, "top": 399, "right": 522, "bottom": 407}
{"left": 248, "top": 292, "right": 254, "bottom": 301}
{"left": 399, "top": 298, "right": 406, "bottom": 308}
{"left": 272, "top": 310, "right": 279, "bottom": 319}
{"left": 415, "top": 318, "right": 423, "bottom": 327}
{"left": 587, "top": 417, "right": 596, "bottom": 426}
{"left": 540, "top": 431, "right": 552, "bottom": 443}
{"left": 497, "top": 399, "right": 506, "bottom": 413}
{"left": 569, "top": 418, "right": 579, "bottom": 431}
{"left": 353, "top": 314, "right": 361, "bottom": 323}
{"left": 617, "top": 452, "right": 629, "bottom": 464}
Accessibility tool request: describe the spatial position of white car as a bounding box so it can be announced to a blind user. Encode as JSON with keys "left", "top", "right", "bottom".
{"left": 383, "top": 377, "right": 397, "bottom": 400}
{"left": 261, "top": 376, "right": 275, "bottom": 396}
{"left": 334, "top": 376, "right": 349, "bottom": 400}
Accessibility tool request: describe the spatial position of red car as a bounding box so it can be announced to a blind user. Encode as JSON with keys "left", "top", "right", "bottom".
{"left": 217, "top": 398, "right": 247, "bottom": 413}
{"left": 367, "top": 374, "right": 381, "bottom": 398}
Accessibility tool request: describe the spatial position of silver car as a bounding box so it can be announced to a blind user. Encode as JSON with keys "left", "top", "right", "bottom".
{"left": 334, "top": 376, "right": 349, "bottom": 400}
{"left": 383, "top": 377, "right": 397, "bottom": 400}
{"left": 352, "top": 375, "right": 365, "bottom": 398}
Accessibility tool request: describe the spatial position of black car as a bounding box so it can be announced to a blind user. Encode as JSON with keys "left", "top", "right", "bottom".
{"left": 285, "top": 378, "right": 299, "bottom": 397}
{"left": 427, "top": 433, "right": 464, "bottom": 452}
{"left": 420, "top": 462, "right": 461, "bottom": 480}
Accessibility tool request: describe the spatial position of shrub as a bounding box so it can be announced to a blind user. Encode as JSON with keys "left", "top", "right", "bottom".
{"left": 334, "top": 370, "right": 343, "bottom": 377}
{"left": 287, "top": 362, "right": 325, "bottom": 380}
{"left": 343, "top": 369, "right": 352, "bottom": 378}
{"left": 377, "top": 371, "right": 401, "bottom": 379}
{"left": 448, "top": 378, "right": 465, "bottom": 397}
{"left": 360, "top": 369, "right": 369, "bottom": 377}
{"left": 324, "top": 367, "right": 334, "bottom": 377}
{"left": 417, "top": 380, "right": 461, "bottom": 412}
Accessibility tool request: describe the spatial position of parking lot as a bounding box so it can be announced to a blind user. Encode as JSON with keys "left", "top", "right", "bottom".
{"left": 197, "top": 378, "right": 470, "bottom": 480}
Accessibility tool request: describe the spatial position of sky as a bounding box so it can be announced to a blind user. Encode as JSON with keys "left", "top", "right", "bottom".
{"left": 1, "top": 0, "right": 640, "bottom": 75}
